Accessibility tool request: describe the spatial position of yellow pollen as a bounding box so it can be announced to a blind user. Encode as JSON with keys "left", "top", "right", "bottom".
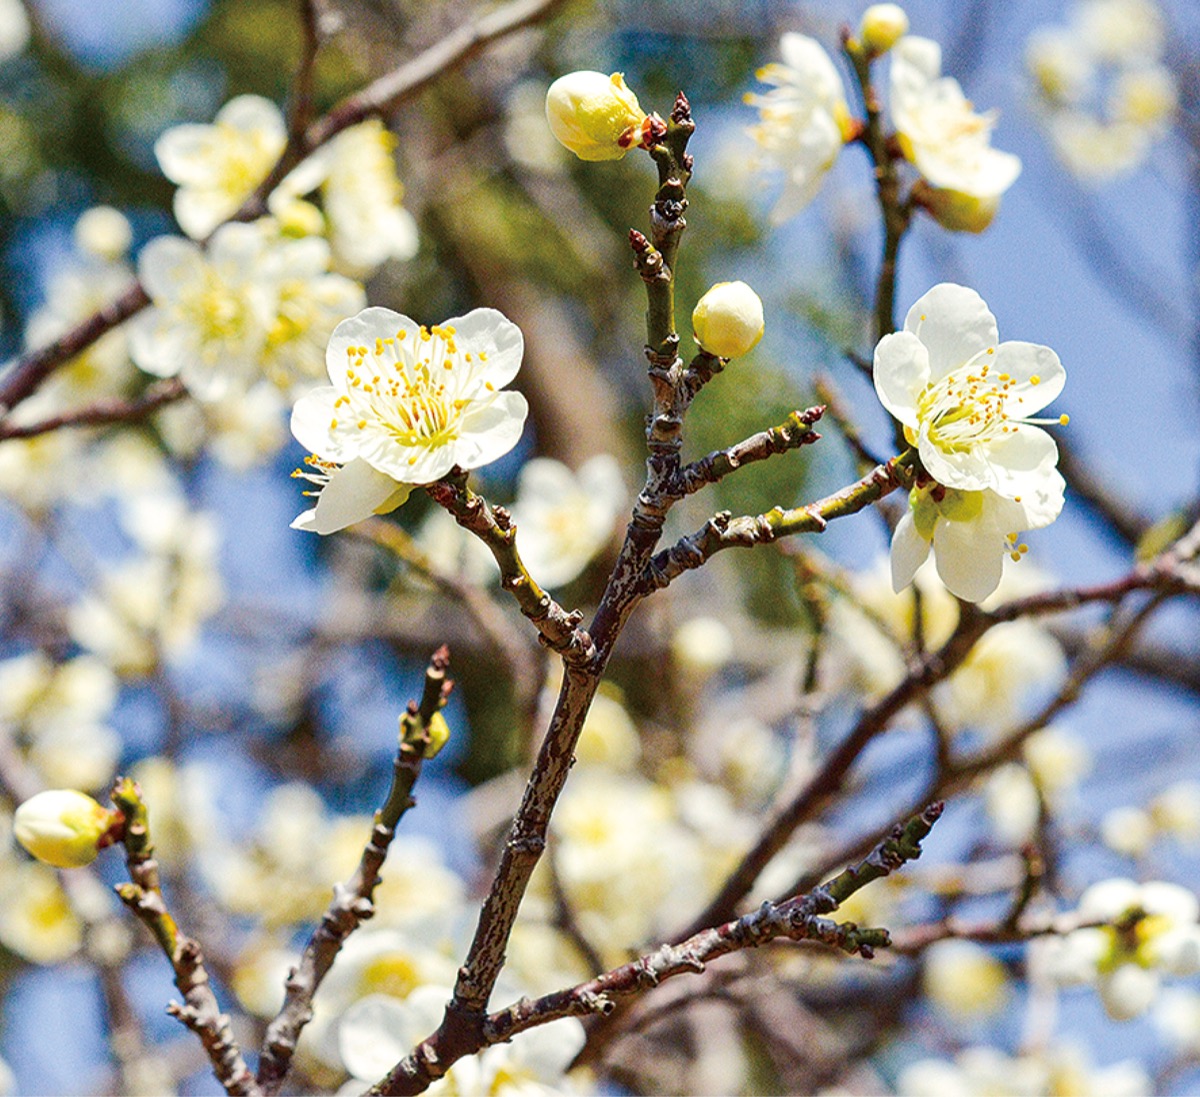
{"left": 1019, "top": 543, "right": 1029, "bottom": 554}
{"left": 479, "top": 352, "right": 488, "bottom": 361}
{"left": 920, "top": 314, "right": 926, "bottom": 321}
{"left": 358, "top": 419, "right": 367, "bottom": 429}
{"left": 987, "top": 348, "right": 995, "bottom": 355}
{"left": 397, "top": 330, "right": 406, "bottom": 340}
{"left": 1059, "top": 413, "right": 1070, "bottom": 425}
{"left": 334, "top": 396, "right": 349, "bottom": 407}
{"left": 375, "top": 338, "right": 383, "bottom": 355}
{"left": 1014, "top": 495, "right": 1022, "bottom": 502}
{"left": 1030, "top": 374, "right": 1041, "bottom": 385}
{"left": 485, "top": 381, "right": 495, "bottom": 391}
{"left": 330, "top": 418, "right": 338, "bottom": 429}
{"left": 1010, "top": 551, "right": 1021, "bottom": 562}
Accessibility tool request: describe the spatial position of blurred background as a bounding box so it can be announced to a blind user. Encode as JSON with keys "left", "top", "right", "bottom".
{"left": 1, "top": 0, "right": 1199, "bottom": 1093}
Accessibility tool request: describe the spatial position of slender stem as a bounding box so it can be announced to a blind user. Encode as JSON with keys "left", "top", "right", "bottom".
{"left": 256, "top": 648, "right": 452, "bottom": 1094}
{"left": 110, "top": 778, "right": 260, "bottom": 1097}
{"left": 0, "top": 378, "right": 187, "bottom": 441}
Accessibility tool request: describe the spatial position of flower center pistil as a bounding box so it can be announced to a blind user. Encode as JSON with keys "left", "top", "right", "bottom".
{"left": 334, "top": 325, "right": 492, "bottom": 459}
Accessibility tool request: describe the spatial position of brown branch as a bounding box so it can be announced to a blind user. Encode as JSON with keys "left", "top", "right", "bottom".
{"left": 641, "top": 450, "right": 919, "bottom": 594}
{"left": 669, "top": 405, "right": 824, "bottom": 497}
{"left": 425, "top": 474, "right": 595, "bottom": 667}
{"left": 256, "top": 647, "right": 452, "bottom": 1094}
{"left": 0, "top": 378, "right": 187, "bottom": 441}
{"left": 109, "top": 778, "right": 259, "bottom": 1097}
{"left": 365, "top": 804, "right": 943, "bottom": 1095}
{"left": 0, "top": 0, "right": 568, "bottom": 419}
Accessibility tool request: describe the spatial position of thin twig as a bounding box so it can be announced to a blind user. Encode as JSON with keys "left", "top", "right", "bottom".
{"left": 0, "top": 379, "right": 187, "bottom": 441}
{"left": 110, "top": 778, "right": 260, "bottom": 1097}
{"left": 256, "top": 647, "right": 453, "bottom": 1094}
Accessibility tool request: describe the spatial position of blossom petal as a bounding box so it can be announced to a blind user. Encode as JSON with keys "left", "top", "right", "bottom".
{"left": 903, "top": 284, "right": 999, "bottom": 381}
{"left": 324, "top": 307, "right": 420, "bottom": 389}
{"left": 154, "top": 125, "right": 217, "bottom": 186}
{"left": 290, "top": 386, "right": 344, "bottom": 459}
{"left": 989, "top": 470, "right": 1065, "bottom": 531}
{"left": 137, "top": 236, "right": 205, "bottom": 300}
{"left": 450, "top": 308, "right": 525, "bottom": 391}
{"left": 917, "top": 427, "right": 994, "bottom": 493}
{"left": 337, "top": 995, "right": 412, "bottom": 1080}
{"left": 984, "top": 425, "right": 1061, "bottom": 498}
{"left": 128, "top": 309, "right": 192, "bottom": 379}
{"left": 994, "top": 341, "right": 1066, "bottom": 414}
{"left": 890, "top": 510, "right": 931, "bottom": 592}
{"left": 892, "top": 35, "right": 942, "bottom": 88}
{"left": 453, "top": 391, "right": 529, "bottom": 469}
{"left": 873, "top": 331, "right": 929, "bottom": 426}
{"left": 214, "top": 94, "right": 285, "bottom": 140}
{"left": 932, "top": 515, "right": 1004, "bottom": 602}
{"left": 304, "top": 458, "right": 403, "bottom": 535}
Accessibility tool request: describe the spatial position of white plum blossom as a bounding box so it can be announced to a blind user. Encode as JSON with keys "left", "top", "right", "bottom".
{"left": 1038, "top": 878, "right": 1200, "bottom": 1021}
{"left": 922, "top": 938, "right": 1010, "bottom": 1019}
{"left": 898, "top": 1044, "right": 1151, "bottom": 1097}
{"left": 0, "top": 0, "right": 29, "bottom": 62}
{"left": 890, "top": 482, "right": 1063, "bottom": 602}
{"left": 290, "top": 307, "right": 528, "bottom": 535}
{"left": 890, "top": 37, "right": 1022, "bottom": 229}
{"left": 258, "top": 234, "right": 367, "bottom": 394}
{"left": 509, "top": 455, "right": 625, "bottom": 588}
{"left": 129, "top": 222, "right": 280, "bottom": 400}
{"left": 1026, "top": 0, "right": 1176, "bottom": 182}
{"left": 273, "top": 119, "right": 419, "bottom": 276}
{"left": 745, "top": 33, "right": 853, "bottom": 222}
{"left": 156, "top": 95, "right": 286, "bottom": 239}
{"left": 875, "top": 284, "right": 1066, "bottom": 601}
{"left": 875, "top": 284, "right": 1067, "bottom": 498}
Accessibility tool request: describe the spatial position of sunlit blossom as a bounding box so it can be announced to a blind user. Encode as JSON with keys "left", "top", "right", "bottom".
{"left": 290, "top": 307, "right": 528, "bottom": 534}
{"left": 890, "top": 37, "right": 1021, "bottom": 227}
{"left": 875, "top": 283, "right": 1067, "bottom": 498}
{"left": 129, "top": 222, "right": 279, "bottom": 401}
{"left": 509, "top": 455, "right": 625, "bottom": 588}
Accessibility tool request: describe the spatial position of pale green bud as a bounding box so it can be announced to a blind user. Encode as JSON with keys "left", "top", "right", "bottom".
{"left": 545, "top": 71, "right": 648, "bottom": 162}
{"left": 692, "top": 281, "right": 765, "bottom": 359}
{"left": 14, "top": 789, "right": 117, "bottom": 869}
{"left": 859, "top": 4, "right": 910, "bottom": 56}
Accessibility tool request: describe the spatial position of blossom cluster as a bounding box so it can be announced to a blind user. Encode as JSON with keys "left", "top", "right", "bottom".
{"left": 747, "top": 7, "right": 1021, "bottom": 231}
{"left": 1026, "top": 0, "right": 1177, "bottom": 181}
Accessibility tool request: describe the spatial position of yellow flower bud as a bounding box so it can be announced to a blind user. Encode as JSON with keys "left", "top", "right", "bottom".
{"left": 692, "top": 281, "right": 765, "bottom": 359}
{"left": 915, "top": 180, "right": 1000, "bottom": 233}
{"left": 859, "top": 4, "right": 910, "bottom": 56}
{"left": 14, "top": 789, "right": 116, "bottom": 869}
{"left": 545, "top": 71, "right": 648, "bottom": 162}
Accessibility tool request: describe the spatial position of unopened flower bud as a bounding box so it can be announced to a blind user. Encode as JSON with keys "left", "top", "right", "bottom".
{"left": 74, "top": 206, "right": 133, "bottom": 260}
{"left": 859, "top": 4, "right": 909, "bottom": 56}
{"left": 692, "top": 281, "right": 765, "bottom": 359}
{"left": 14, "top": 790, "right": 117, "bottom": 869}
{"left": 914, "top": 180, "right": 1000, "bottom": 233}
{"left": 545, "top": 71, "right": 648, "bottom": 162}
